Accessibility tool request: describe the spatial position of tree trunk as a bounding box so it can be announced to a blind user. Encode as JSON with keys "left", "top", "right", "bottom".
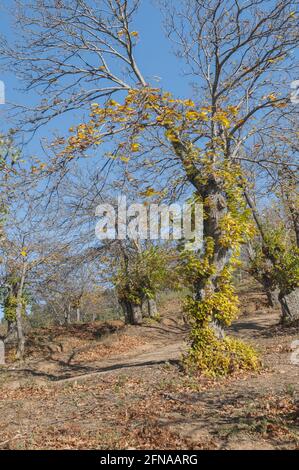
{"left": 64, "top": 304, "right": 71, "bottom": 325}
{"left": 5, "top": 320, "right": 17, "bottom": 343}
{"left": 195, "top": 180, "right": 231, "bottom": 339}
{"left": 147, "top": 298, "right": 158, "bottom": 318}
{"left": 141, "top": 300, "right": 148, "bottom": 317}
{"left": 76, "top": 307, "right": 81, "bottom": 323}
{"left": 261, "top": 278, "right": 279, "bottom": 308}
{"left": 279, "top": 289, "right": 299, "bottom": 325}
{"left": 120, "top": 300, "right": 128, "bottom": 322}
{"left": 244, "top": 189, "right": 298, "bottom": 323}
{"left": 16, "top": 263, "right": 26, "bottom": 361}
{"left": 142, "top": 298, "right": 158, "bottom": 318}
{"left": 15, "top": 300, "right": 25, "bottom": 360}
{"left": 0, "top": 339, "right": 5, "bottom": 365}
{"left": 265, "top": 289, "right": 274, "bottom": 307}
{"left": 120, "top": 300, "right": 143, "bottom": 325}
{"left": 131, "top": 304, "right": 143, "bottom": 324}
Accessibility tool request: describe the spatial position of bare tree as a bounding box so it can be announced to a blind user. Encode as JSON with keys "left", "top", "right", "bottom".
{"left": 0, "top": 193, "right": 72, "bottom": 358}
{"left": 2, "top": 0, "right": 299, "bottom": 370}
{"left": 1, "top": 0, "right": 144, "bottom": 132}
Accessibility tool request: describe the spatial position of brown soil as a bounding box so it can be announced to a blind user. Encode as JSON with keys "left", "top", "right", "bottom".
{"left": 0, "top": 292, "right": 298, "bottom": 450}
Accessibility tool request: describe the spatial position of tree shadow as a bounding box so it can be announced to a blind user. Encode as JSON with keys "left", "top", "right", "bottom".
{"left": 230, "top": 321, "right": 269, "bottom": 335}
{"left": 2, "top": 357, "right": 183, "bottom": 383}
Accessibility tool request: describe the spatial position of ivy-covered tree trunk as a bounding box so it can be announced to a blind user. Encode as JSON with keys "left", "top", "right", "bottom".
{"left": 180, "top": 166, "right": 259, "bottom": 375}
{"left": 195, "top": 179, "right": 230, "bottom": 339}
{"left": 175, "top": 147, "right": 234, "bottom": 339}
{"left": 4, "top": 286, "right": 18, "bottom": 343}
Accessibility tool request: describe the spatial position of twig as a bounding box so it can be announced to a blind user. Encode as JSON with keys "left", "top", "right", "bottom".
{"left": 0, "top": 433, "right": 24, "bottom": 447}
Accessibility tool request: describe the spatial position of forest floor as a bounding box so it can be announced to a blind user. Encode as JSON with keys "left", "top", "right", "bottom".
{"left": 0, "top": 289, "right": 298, "bottom": 450}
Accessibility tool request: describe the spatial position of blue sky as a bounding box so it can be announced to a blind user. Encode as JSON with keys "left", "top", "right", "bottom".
{"left": 0, "top": 0, "right": 191, "bottom": 159}
{"left": 0, "top": 0, "right": 297, "bottom": 159}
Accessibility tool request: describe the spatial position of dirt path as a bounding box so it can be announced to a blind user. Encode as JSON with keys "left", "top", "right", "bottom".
{"left": 3, "top": 308, "right": 291, "bottom": 384}
{"left": 0, "top": 301, "right": 298, "bottom": 449}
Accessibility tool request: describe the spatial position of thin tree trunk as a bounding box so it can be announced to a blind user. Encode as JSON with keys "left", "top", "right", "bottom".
{"left": 279, "top": 170, "right": 299, "bottom": 249}
{"left": 15, "top": 301, "right": 25, "bottom": 360}
{"left": 76, "top": 307, "right": 81, "bottom": 323}
{"left": 16, "top": 263, "right": 26, "bottom": 361}
{"left": 64, "top": 304, "right": 71, "bottom": 325}
{"left": 117, "top": 240, "right": 143, "bottom": 325}
{"left": 0, "top": 339, "right": 5, "bottom": 365}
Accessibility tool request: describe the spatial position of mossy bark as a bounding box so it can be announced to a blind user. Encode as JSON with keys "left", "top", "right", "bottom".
{"left": 195, "top": 179, "right": 231, "bottom": 338}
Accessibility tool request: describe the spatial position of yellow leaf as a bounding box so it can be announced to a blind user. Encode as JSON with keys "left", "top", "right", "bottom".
{"left": 186, "top": 111, "right": 200, "bottom": 121}
{"left": 214, "top": 112, "right": 230, "bottom": 128}
{"left": 140, "top": 187, "right": 161, "bottom": 198}
{"left": 227, "top": 106, "right": 239, "bottom": 116}
{"left": 20, "top": 250, "right": 27, "bottom": 257}
{"left": 108, "top": 99, "right": 119, "bottom": 107}
{"left": 131, "top": 31, "right": 139, "bottom": 37}
{"left": 165, "top": 130, "right": 180, "bottom": 142}
{"left": 184, "top": 99, "right": 195, "bottom": 107}
{"left": 268, "top": 93, "right": 277, "bottom": 102}
{"left": 131, "top": 143, "right": 140, "bottom": 152}
{"left": 198, "top": 111, "right": 209, "bottom": 121}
